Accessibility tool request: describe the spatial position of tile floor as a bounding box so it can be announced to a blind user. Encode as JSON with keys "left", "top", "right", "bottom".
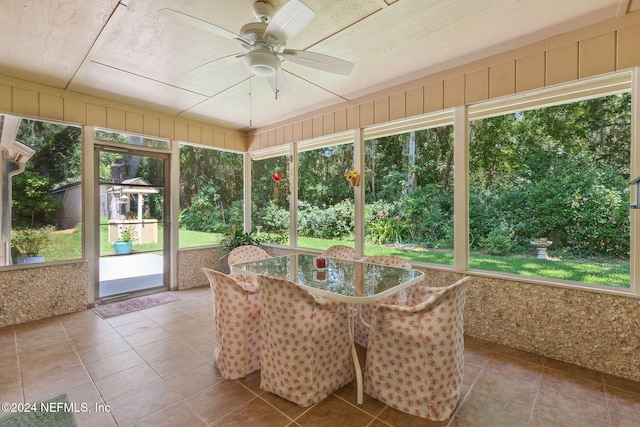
{"left": 1, "top": 286, "right": 639, "bottom": 426}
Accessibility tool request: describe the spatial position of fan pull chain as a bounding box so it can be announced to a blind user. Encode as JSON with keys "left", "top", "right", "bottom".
{"left": 249, "top": 75, "right": 253, "bottom": 128}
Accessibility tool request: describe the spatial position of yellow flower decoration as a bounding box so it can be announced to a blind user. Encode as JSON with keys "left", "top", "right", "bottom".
{"left": 346, "top": 169, "right": 360, "bottom": 181}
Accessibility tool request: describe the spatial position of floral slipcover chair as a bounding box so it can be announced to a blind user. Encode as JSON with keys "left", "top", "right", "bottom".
{"left": 227, "top": 244, "right": 271, "bottom": 284}
{"left": 322, "top": 245, "right": 356, "bottom": 261}
{"left": 364, "top": 276, "right": 470, "bottom": 420}
{"left": 202, "top": 268, "right": 262, "bottom": 379}
{"left": 227, "top": 245, "right": 271, "bottom": 268}
{"left": 355, "top": 255, "right": 413, "bottom": 348}
{"left": 258, "top": 275, "right": 355, "bottom": 406}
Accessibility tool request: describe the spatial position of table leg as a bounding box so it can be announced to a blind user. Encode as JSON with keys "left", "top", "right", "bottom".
{"left": 348, "top": 306, "right": 364, "bottom": 404}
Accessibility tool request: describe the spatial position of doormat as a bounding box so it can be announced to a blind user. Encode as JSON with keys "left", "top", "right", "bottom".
{"left": 0, "top": 393, "right": 77, "bottom": 427}
{"left": 93, "top": 293, "right": 179, "bottom": 319}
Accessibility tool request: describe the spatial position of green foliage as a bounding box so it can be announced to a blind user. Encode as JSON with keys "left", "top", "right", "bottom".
{"left": 297, "top": 200, "right": 354, "bottom": 239}
{"left": 365, "top": 202, "right": 410, "bottom": 245}
{"left": 402, "top": 186, "right": 454, "bottom": 248}
{"left": 116, "top": 226, "right": 137, "bottom": 243}
{"left": 11, "top": 171, "right": 61, "bottom": 227}
{"left": 257, "top": 201, "right": 290, "bottom": 233}
{"left": 179, "top": 183, "right": 227, "bottom": 233}
{"left": 219, "top": 227, "right": 261, "bottom": 257}
{"left": 480, "top": 223, "right": 515, "bottom": 256}
{"left": 11, "top": 226, "right": 54, "bottom": 256}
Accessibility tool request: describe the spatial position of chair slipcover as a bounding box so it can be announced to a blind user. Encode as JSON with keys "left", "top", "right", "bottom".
{"left": 227, "top": 245, "right": 271, "bottom": 268}
{"left": 258, "top": 275, "right": 355, "bottom": 406}
{"left": 202, "top": 268, "right": 261, "bottom": 380}
{"left": 322, "top": 245, "right": 356, "bottom": 260}
{"left": 364, "top": 276, "right": 470, "bottom": 420}
{"left": 355, "top": 256, "right": 413, "bottom": 348}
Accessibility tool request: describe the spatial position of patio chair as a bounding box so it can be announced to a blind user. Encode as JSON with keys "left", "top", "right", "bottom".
{"left": 355, "top": 255, "right": 413, "bottom": 347}
{"left": 227, "top": 245, "right": 271, "bottom": 284}
{"left": 258, "top": 275, "right": 355, "bottom": 407}
{"left": 202, "top": 268, "right": 261, "bottom": 380}
{"left": 322, "top": 245, "right": 356, "bottom": 260}
{"left": 364, "top": 276, "right": 470, "bottom": 420}
{"left": 227, "top": 244, "right": 271, "bottom": 268}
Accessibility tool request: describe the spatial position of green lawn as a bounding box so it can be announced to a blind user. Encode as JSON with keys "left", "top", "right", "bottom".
{"left": 44, "top": 229, "right": 629, "bottom": 289}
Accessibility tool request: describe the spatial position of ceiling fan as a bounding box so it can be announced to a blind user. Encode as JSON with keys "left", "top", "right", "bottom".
{"left": 160, "top": 0, "right": 354, "bottom": 97}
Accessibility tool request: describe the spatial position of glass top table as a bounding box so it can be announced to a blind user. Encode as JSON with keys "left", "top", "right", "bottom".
{"left": 231, "top": 253, "right": 424, "bottom": 303}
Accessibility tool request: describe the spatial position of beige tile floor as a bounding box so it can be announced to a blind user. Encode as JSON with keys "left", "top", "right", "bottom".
{"left": 1, "top": 286, "right": 639, "bottom": 426}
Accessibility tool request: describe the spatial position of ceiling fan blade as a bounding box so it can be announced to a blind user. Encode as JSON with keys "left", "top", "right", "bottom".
{"left": 159, "top": 8, "right": 238, "bottom": 41}
{"left": 266, "top": 65, "right": 291, "bottom": 97}
{"left": 189, "top": 53, "right": 244, "bottom": 73}
{"left": 282, "top": 49, "right": 354, "bottom": 75}
{"left": 264, "top": 0, "right": 315, "bottom": 44}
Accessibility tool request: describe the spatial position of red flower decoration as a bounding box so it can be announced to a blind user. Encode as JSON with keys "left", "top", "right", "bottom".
{"left": 272, "top": 171, "right": 283, "bottom": 181}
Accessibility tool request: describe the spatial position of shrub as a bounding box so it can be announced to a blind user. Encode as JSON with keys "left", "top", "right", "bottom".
{"left": 480, "top": 223, "right": 515, "bottom": 255}
{"left": 298, "top": 200, "right": 354, "bottom": 239}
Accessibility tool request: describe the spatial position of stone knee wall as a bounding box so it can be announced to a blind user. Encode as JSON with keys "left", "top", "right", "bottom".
{"left": 413, "top": 267, "right": 640, "bottom": 382}
{"left": 0, "top": 262, "right": 88, "bottom": 327}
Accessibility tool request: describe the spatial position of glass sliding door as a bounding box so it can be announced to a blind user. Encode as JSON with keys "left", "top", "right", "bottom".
{"left": 95, "top": 145, "right": 169, "bottom": 300}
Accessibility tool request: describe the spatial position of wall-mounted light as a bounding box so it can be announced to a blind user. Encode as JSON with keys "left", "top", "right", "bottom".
{"left": 630, "top": 176, "right": 640, "bottom": 209}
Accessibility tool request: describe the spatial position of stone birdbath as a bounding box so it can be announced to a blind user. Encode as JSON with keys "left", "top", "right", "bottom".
{"left": 531, "top": 239, "right": 552, "bottom": 260}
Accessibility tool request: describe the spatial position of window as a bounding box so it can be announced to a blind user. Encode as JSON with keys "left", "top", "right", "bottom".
{"left": 363, "top": 125, "right": 454, "bottom": 265}
{"left": 468, "top": 91, "right": 631, "bottom": 289}
{"left": 178, "top": 144, "right": 244, "bottom": 248}
{"left": 1, "top": 116, "right": 82, "bottom": 266}
{"left": 251, "top": 153, "right": 290, "bottom": 245}
{"left": 297, "top": 141, "right": 355, "bottom": 251}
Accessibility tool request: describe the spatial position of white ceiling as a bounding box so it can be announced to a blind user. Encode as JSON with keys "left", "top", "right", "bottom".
{"left": 0, "top": 0, "right": 630, "bottom": 131}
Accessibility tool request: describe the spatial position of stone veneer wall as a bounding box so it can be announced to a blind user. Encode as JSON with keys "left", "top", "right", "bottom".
{"left": 0, "top": 261, "right": 88, "bottom": 328}
{"left": 411, "top": 267, "right": 640, "bottom": 383}
{"left": 176, "top": 245, "right": 287, "bottom": 290}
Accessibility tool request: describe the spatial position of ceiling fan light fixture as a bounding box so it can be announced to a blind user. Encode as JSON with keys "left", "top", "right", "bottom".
{"left": 244, "top": 49, "right": 277, "bottom": 77}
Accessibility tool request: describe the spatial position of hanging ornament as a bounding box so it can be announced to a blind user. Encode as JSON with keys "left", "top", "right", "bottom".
{"left": 272, "top": 171, "right": 283, "bottom": 181}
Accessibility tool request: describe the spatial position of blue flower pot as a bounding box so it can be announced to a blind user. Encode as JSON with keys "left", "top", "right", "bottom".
{"left": 113, "top": 241, "right": 132, "bottom": 255}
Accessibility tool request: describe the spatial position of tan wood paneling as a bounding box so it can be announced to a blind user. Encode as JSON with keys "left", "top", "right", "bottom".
{"left": 12, "top": 87, "right": 39, "bottom": 116}
{"left": 389, "top": 92, "right": 406, "bottom": 121}
{"left": 125, "top": 112, "right": 144, "bottom": 134}
{"left": 313, "top": 116, "right": 323, "bottom": 138}
{"left": 516, "top": 52, "right": 545, "bottom": 92}
{"left": 267, "top": 129, "right": 277, "bottom": 147}
{"left": 275, "top": 127, "right": 285, "bottom": 146}
{"left": 406, "top": 86, "right": 424, "bottom": 117}
{"left": 547, "top": 43, "right": 579, "bottom": 85}
{"left": 63, "top": 98, "right": 86, "bottom": 124}
{"left": 159, "top": 118, "right": 174, "bottom": 140}
{"left": 40, "top": 93, "right": 63, "bottom": 121}
{"left": 466, "top": 68, "right": 489, "bottom": 104}
{"left": 490, "top": 61, "right": 516, "bottom": 98}
{"left": 617, "top": 24, "right": 640, "bottom": 69}
{"left": 579, "top": 32, "right": 616, "bottom": 78}
{"left": 424, "top": 81, "right": 444, "bottom": 113}
{"left": 444, "top": 75, "right": 465, "bottom": 108}
{"left": 284, "top": 124, "right": 293, "bottom": 144}
{"left": 201, "top": 128, "right": 213, "bottom": 146}
{"left": 347, "top": 105, "right": 360, "bottom": 129}
{"left": 302, "top": 118, "right": 313, "bottom": 140}
{"left": 293, "top": 121, "right": 303, "bottom": 142}
{"left": 360, "top": 101, "right": 374, "bottom": 127}
{"left": 106, "top": 107, "right": 126, "bottom": 130}
{"left": 374, "top": 97, "right": 389, "bottom": 124}
{"left": 174, "top": 121, "right": 188, "bottom": 142}
{"left": 323, "top": 113, "right": 335, "bottom": 135}
{"left": 0, "top": 84, "right": 11, "bottom": 112}
{"left": 188, "top": 124, "right": 202, "bottom": 144}
{"left": 87, "top": 104, "right": 107, "bottom": 128}
{"left": 143, "top": 116, "right": 160, "bottom": 137}
{"left": 334, "top": 109, "right": 347, "bottom": 132}
{"left": 214, "top": 129, "right": 225, "bottom": 147}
